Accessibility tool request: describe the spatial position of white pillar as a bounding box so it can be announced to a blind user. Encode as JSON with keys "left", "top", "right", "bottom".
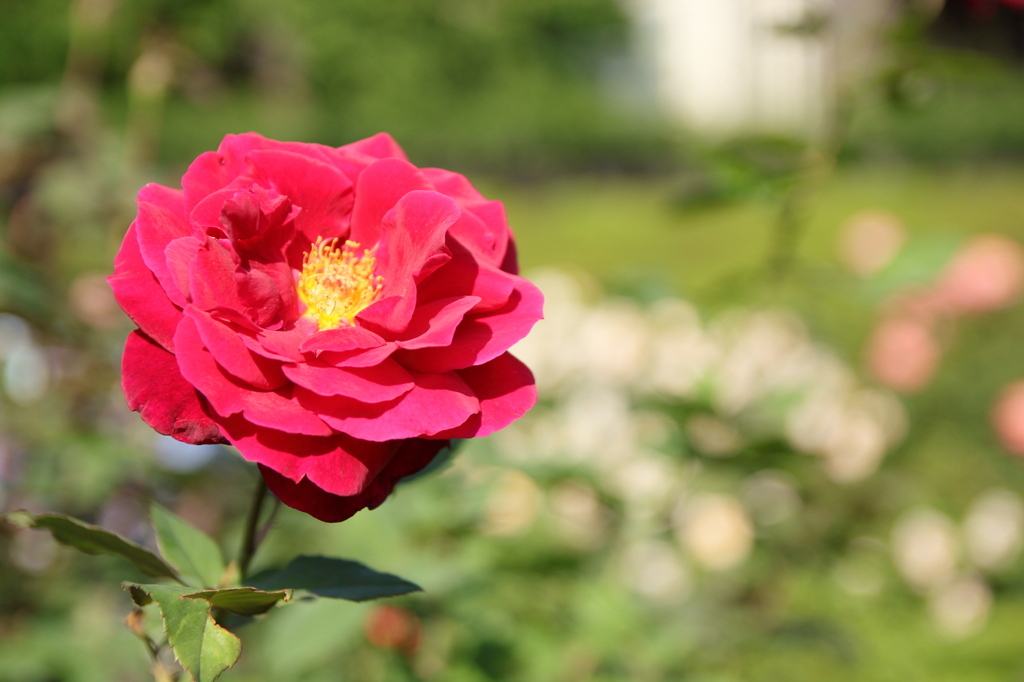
{"left": 630, "top": 0, "right": 835, "bottom": 138}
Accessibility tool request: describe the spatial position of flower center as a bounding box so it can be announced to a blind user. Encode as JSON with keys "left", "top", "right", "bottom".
{"left": 297, "top": 237, "right": 383, "bottom": 330}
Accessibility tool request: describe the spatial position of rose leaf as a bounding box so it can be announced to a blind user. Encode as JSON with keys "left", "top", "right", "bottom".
{"left": 182, "top": 586, "right": 292, "bottom": 616}
{"left": 123, "top": 583, "right": 241, "bottom": 682}
{"left": 2, "top": 509, "right": 180, "bottom": 581}
{"left": 247, "top": 555, "right": 422, "bottom": 601}
{"left": 151, "top": 503, "right": 226, "bottom": 588}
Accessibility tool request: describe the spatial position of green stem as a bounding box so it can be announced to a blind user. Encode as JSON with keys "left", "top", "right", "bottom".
{"left": 237, "top": 476, "right": 269, "bottom": 581}
{"left": 766, "top": 145, "right": 835, "bottom": 283}
{"left": 151, "top": 658, "right": 178, "bottom": 682}
{"left": 768, "top": 186, "right": 804, "bottom": 280}
{"left": 254, "top": 495, "right": 282, "bottom": 548}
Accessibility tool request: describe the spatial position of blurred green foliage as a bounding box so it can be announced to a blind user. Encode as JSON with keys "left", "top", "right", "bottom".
{"left": 4, "top": 1, "right": 1024, "bottom": 681}
{"left": 0, "top": 0, "right": 672, "bottom": 176}
{"left": 845, "top": 9, "right": 1024, "bottom": 163}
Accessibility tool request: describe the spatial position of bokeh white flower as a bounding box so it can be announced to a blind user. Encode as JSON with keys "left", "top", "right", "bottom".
{"left": 928, "top": 575, "right": 992, "bottom": 639}
{"left": 675, "top": 493, "right": 754, "bottom": 571}
{"left": 482, "top": 469, "right": 543, "bottom": 537}
{"left": 963, "top": 489, "right": 1024, "bottom": 572}
{"left": 891, "top": 507, "right": 960, "bottom": 593}
{"left": 620, "top": 539, "right": 691, "bottom": 601}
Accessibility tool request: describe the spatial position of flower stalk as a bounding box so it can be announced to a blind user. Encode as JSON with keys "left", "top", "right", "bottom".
{"left": 238, "top": 476, "right": 269, "bottom": 581}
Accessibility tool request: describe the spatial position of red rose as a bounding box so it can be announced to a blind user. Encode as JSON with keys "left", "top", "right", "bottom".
{"left": 109, "top": 133, "right": 541, "bottom": 521}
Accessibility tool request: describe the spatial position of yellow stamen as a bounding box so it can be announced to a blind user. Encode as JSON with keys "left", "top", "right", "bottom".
{"left": 297, "top": 237, "right": 383, "bottom": 330}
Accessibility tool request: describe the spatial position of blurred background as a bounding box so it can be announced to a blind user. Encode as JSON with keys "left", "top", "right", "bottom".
{"left": 4, "top": 0, "right": 1024, "bottom": 680}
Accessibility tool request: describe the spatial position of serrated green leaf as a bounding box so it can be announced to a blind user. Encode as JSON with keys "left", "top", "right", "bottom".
{"left": 182, "top": 587, "right": 291, "bottom": 616}
{"left": 2, "top": 510, "right": 180, "bottom": 580}
{"left": 248, "top": 555, "right": 422, "bottom": 601}
{"left": 150, "top": 504, "right": 225, "bottom": 588}
{"left": 124, "top": 583, "right": 241, "bottom": 682}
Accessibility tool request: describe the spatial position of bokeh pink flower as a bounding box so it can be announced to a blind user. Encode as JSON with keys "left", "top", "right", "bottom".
{"left": 992, "top": 381, "right": 1024, "bottom": 456}
{"left": 934, "top": 234, "right": 1024, "bottom": 314}
{"left": 866, "top": 316, "right": 940, "bottom": 393}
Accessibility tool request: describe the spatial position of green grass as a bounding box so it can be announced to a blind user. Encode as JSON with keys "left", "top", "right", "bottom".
{"left": 493, "top": 165, "right": 1024, "bottom": 299}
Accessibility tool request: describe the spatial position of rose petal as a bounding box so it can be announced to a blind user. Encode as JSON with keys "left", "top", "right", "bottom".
{"left": 189, "top": 236, "right": 296, "bottom": 329}
{"left": 181, "top": 133, "right": 276, "bottom": 215}
{"left": 330, "top": 133, "right": 411, "bottom": 186}
{"left": 198, "top": 185, "right": 299, "bottom": 265}
{"left": 348, "top": 158, "right": 432, "bottom": 249}
{"left": 246, "top": 149, "right": 354, "bottom": 245}
{"left": 356, "top": 190, "right": 460, "bottom": 334}
{"left": 174, "top": 316, "right": 332, "bottom": 437}
{"left": 121, "top": 330, "right": 223, "bottom": 444}
{"left": 108, "top": 223, "right": 181, "bottom": 351}
{"left": 445, "top": 206, "right": 500, "bottom": 268}
{"left": 189, "top": 237, "right": 245, "bottom": 313}
{"left": 436, "top": 352, "right": 537, "bottom": 438}
{"left": 417, "top": 238, "right": 516, "bottom": 313}
{"left": 465, "top": 200, "right": 513, "bottom": 269}
{"left": 239, "top": 260, "right": 296, "bottom": 327}
{"left": 138, "top": 183, "right": 187, "bottom": 219}
{"left": 423, "top": 168, "right": 512, "bottom": 269}
{"left": 499, "top": 234, "right": 519, "bottom": 275}
{"left": 295, "top": 370, "right": 479, "bottom": 442}
{"left": 258, "top": 438, "right": 446, "bottom": 522}
{"left": 423, "top": 167, "right": 488, "bottom": 204}
{"left": 340, "top": 133, "right": 409, "bottom": 163}
{"left": 395, "top": 278, "right": 543, "bottom": 373}
{"left": 164, "top": 236, "right": 203, "bottom": 303}
{"left": 134, "top": 198, "right": 193, "bottom": 306}
{"left": 214, "top": 414, "right": 399, "bottom": 497}
{"left": 395, "top": 296, "right": 480, "bottom": 350}
{"left": 299, "top": 325, "right": 386, "bottom": 354}
{"left": 184, "top": 306, "right": 287, "bottom": 390}
{"left": 282, "top": 358, "right": 413, "bottom": 402}
{"left": 249, "top": 323, "right": 314, "bottom": 362}
{"left": 314, "top": 343, "right": 398, "bottom": 368}
{"left": 190, "top": 186, "right": 252, "bottom": 237}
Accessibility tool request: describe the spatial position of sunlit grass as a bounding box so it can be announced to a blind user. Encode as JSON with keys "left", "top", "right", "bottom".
{"left": 494, "top": 165, "right": 1024, "bottom": 300}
